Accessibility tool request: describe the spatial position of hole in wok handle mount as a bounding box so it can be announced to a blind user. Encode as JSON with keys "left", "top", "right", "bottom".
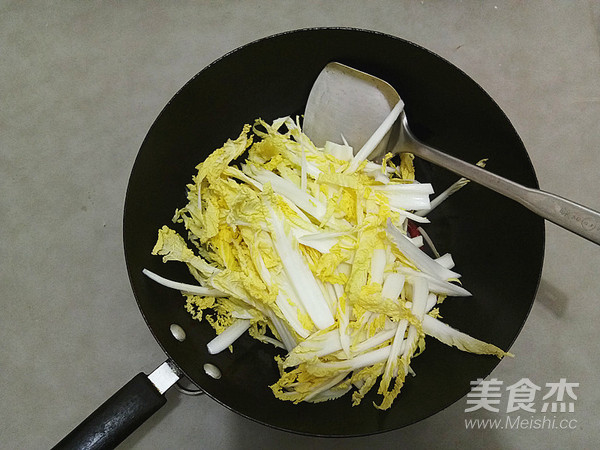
{"left": 175, "top": 377, "right": 205, "bottom": 396}
{"left": 170, "top": 323, "right": 186, "bottom": 342}
{"left": 172, "top": 364, "right": 221, "bottom": 397}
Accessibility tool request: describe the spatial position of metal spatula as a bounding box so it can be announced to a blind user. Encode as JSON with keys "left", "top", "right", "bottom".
{"left": 303, "top": 62, "right": 600, "bottom": 245}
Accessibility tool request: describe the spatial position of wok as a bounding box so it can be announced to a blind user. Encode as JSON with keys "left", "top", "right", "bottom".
{"left": 55, "top": 28, "right": 544, "bottom": 448}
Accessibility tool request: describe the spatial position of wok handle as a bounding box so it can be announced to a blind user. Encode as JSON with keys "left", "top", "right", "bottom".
{"left": 53, "top": 362, "right": 180, "bottom": 450}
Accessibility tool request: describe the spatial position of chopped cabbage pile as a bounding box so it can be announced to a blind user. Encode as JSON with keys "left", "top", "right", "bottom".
{"left": 145, "top": 116, "right": 510, "bottom": 410}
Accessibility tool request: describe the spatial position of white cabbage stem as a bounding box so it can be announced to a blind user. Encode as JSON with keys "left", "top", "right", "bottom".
{"left": 206, "top": 319, "right": 252, "bottom": 354}
{"left": 142, "top": 268, "right": 228, "bottom": 297}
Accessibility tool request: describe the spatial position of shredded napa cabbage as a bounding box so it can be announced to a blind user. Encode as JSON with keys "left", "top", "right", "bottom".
{"left": 144, "top": 116, "right": 510, "bottom": 410}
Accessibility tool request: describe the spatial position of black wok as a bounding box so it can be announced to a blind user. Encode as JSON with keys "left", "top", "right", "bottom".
{"left": 55, "top": 28, "right": 544, "bottom": 448}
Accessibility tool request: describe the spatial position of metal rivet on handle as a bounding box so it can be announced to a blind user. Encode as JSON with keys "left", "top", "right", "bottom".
{"left": 203, "top": 363, "right": 222, "bottom": 380}
{"left": 170, "top": 324, "right": 186, "bottom": 342}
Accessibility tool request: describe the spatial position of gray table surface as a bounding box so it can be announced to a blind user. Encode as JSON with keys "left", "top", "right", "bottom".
{"left": 2, "top": 1, "right": 599, "bottom": 449}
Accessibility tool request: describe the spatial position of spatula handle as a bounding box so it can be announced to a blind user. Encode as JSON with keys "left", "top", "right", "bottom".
{"left": 409, "top": 142, "right": 600, "bottom": 245}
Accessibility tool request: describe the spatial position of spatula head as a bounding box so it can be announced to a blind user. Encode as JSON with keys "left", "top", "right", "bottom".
{"left": 304, "top": 62, "right": 401, "bottom": 158}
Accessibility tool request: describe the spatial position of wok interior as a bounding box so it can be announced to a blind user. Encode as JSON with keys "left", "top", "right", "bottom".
{"left": 123, "top": 28, "right": 544, "bottom": 436}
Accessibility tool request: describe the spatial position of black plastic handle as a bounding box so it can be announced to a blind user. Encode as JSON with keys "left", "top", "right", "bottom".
{"left": 53, "top": 373, "right": 167, "bottom": 450}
